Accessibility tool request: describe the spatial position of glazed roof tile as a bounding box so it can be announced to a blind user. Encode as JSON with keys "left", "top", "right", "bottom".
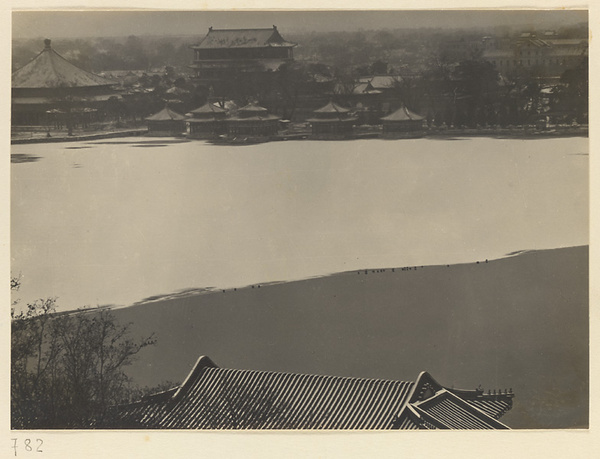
{"left": 161, "top": 360, "right": 414, "bottom": 429}
{"left": 110, "top": 388, "right": 178, "bottom": 429}
{"left": 412, "top": 390, "right": 510, "bottom": 429}
{"left": 464, "top": 397, "right": 513, "bottom": 419}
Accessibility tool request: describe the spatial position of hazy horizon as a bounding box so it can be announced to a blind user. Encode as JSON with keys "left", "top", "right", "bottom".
{"left": 12, "top": 9, "right": 588, "bottom": 40}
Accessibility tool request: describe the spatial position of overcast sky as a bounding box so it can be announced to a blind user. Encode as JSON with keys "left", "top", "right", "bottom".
{"left": 12, "top": 10, "right": 588, "bottom": 39}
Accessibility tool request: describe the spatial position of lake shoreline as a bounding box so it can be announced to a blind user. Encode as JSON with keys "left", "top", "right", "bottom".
{"left": 11, "top": 124, "right": 588, "bottom": 145}
{"left": 118, "top": 245, "right": 582, "bottom": 310}
{"left": 11, "top": 128, "right": 147, "bottom": 145}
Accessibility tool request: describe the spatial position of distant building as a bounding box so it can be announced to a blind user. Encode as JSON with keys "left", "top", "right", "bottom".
{"left": 145, "top": 106, "right": 187, "bottom": 136}
{"left": 98, "top": 70, "right": 144, "bottom": 88}
{"left": 190, "top": 26, "right": 297, "bottom": 87}
{"left": 334, "top": 75, "right": 403, "bottom": 123}
{"left": 226, "top": 102, "right": 280, "bottom": 137}
{"left": 381, "top": 105, "right": 425, "bottom": 134}
{"left": 186, "top": 102, "right": 228, "bottom": 139}
{"left": 360, "top": 75, "right": 402, "bottom": 93}
{"left": 333, "top": 80, "right": 382, "bottom": 108}
{"left": 483, "top": 33, "right": 588, "bottom": 80}
{"left": 307, "top": 101, "right": 356, "bottom": 136}
{"left": 11, "top": 39, "right": 120, "bottom": 127}
{"left": 106, "top": 355, "right": 515, "bottom": 429}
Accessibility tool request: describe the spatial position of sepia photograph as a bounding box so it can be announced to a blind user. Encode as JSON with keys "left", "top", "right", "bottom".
{"left": 8, "top": 6, "right": 589, "bottom": 440}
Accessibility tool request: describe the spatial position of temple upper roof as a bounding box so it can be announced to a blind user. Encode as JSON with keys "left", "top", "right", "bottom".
{"left": 192, "top": 26, "right": 297, "bottom": 50}
{"left": 12, "top": 39, "right": 115, "bottom": 89}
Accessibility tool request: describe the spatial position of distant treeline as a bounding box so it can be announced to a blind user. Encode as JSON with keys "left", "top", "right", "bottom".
{"left": 12, "top": 23, "right": 588, "bottom": 74}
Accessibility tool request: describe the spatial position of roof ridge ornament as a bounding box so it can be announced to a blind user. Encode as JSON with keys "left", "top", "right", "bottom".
{"left": 44, "top": 38, "right": 51, "bottom": 49}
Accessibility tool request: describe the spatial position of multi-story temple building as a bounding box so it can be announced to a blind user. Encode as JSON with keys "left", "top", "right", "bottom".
{"left": 189, "top": 26, "right": 296, "bottom": 92}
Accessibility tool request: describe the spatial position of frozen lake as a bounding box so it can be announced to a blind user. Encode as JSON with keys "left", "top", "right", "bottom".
{"left": 11, "top": 136, "right": 588, "bottom": 310}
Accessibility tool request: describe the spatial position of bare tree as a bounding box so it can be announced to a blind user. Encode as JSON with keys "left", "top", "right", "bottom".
{"left": 11, "top": 277, "right": 156, "bottom": 428}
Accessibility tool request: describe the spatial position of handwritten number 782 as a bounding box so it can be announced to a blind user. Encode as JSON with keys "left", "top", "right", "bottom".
{"left": 11, "top": 439, "right": 43, "bottom": 456}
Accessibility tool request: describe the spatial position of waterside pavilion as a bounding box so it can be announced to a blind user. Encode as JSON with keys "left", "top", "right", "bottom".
{"left": 307, "top": 101, "right": 357, "bottom": 137}
{"left": 145, "top": 106, "right": 187, "bottom": 136}
{"left": 186, "top": 102, "right": 228, "bottom": 139}
{"left": 380, "top": 105, "right": 425, "bottom": 135}
{"left": 226, "top": 102, "right": 280, "bottom": 137}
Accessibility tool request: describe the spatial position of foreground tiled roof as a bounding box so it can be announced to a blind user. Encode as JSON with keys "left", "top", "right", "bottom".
{"left": 12, "top": 39, "right": 114, "bottom": 89}
{"left": 409, "top": 390, "right": 508, "bottom": 429}
{"left": 192, "top": 26, "right": 296, "bottom": 49}
{"left": 111, "top": 388, "right": 178, "bottom": 429}
{"left": 108, "top": 356, "right": 514, "bottom": 430}
{"left": 464, "top": 394, "right": 513, "bottom": 420}
{"left": 164, "top": 366, "right": 413, "bottom": 429}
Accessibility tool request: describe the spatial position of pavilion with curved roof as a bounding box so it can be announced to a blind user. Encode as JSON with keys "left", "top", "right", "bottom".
{"left": 186, "top": 102, "right": 228, "bottom": 139}
{"left": 225, "top": 102, "right": 280, "bottom": 137}
{"left": 12, "top": 39, "right": 119, "bottom": 126}
{"left": 145, "top": 106, "right": 187, "bottom": 136}
{"left": 307, "top": 101, "right": 357, "bottom": 137}
{"left": 380, "top": 105, "right": 425, "bottom": 134}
